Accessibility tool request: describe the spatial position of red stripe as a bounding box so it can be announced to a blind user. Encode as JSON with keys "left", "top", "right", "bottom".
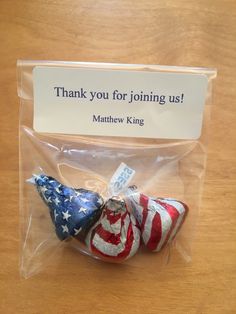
{"left": 155, "top": 199, "right": 180, "bottom": 248}
{"left": 171, "top": 201, "right": 189, "bottom": 239}
{"left": 105, "top": 209, "right": 121, "bottom": 224}
{"left": 90, "top": 218, "right": 135, "bottom": 261}
{"left": 95, "top": 224, "right": 121, "bottom": 245}
{"left": 139, "top": 194, "right": 149, "bottom": 231}
{"left": 117, "top": 218, "right": 134, "bottom": 259}
{"left": 146, "top": 212, "right": 162, "bottom": 251}
{"left": 92, "top": 210, "right": 126, "bottom": 246}
{"left": 90, "top": 209, "right": 134, "bottom": 260}
{"left": 90, "top": 239, "right": 111, "bottom": 259}
{"left": 89, "top": 224, "right": 107, "bottom": 257}
{"left": 90, "top": 225, "right": 115, "bottom": 259}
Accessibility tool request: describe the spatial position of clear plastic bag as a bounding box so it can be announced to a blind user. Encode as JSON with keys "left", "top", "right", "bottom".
{"left": 17, "top": 60, "right": 216, "bottom": 278}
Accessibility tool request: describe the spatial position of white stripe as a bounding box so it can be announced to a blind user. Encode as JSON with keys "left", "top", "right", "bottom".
{"left": 92, "top": 233, "right": 124, "bottom": 256}
{"left": 87, "top": 212, "right": 132, "bottom": 257}
{"left": 120, "top": 213, "right": 131, "bottom": 244}
{"left": 161, "top": 199, "right": 186, "bottom": 213}
{"left": 142, "top": 206, "right": 154, "bottom": 245}
{"left": 130, "top": 212, "right": 137, "bottom": 226}
{"left": 126, "top": 224, "right": 140, "bottom": 259}
{"left": 159, "top": 199, "right": 186, "bottom": 243}
{"left": 129, "top": 200, "right": 144, "bottom": 226}
{"left": 92, "top": 213, "right": 131, "bottom": 256}
{"left": 101, "top": 217, "right": 121, "bottom": 235}
{"left": 129, "top": 192, "right": 140, "bottom": 203}
{"left": 148, "top": 199, "right": 172, "bottom": 252}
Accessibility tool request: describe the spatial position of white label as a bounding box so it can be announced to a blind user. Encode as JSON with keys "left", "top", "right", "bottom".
{"left": 33, "top": 66, "right": 208, "bottom": 139}
{"left": 109, "top": 163, "right": 135, "bottom": 196}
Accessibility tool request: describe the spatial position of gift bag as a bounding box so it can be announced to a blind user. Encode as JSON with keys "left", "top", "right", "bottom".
{"left": 17, "top": 60, "right": 216, "bottom": 277}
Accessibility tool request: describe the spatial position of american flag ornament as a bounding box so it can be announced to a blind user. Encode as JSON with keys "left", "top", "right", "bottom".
{"left": 30, "top": 174, "right": 104, "bottom": 240}
{"left": 127, "top": 187, "right": 188, "bottom": 252}
{"left": 86, "top": 198, "right": 141, "bottom": 261}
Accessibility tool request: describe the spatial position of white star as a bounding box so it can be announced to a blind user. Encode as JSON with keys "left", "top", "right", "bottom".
{"left": 43, "top": 194, "right": 52, "bottom": 203}
{"left": 61, "top": 224, "right": 69, "bottom": 233}
{"left": 79, "top": 207, "right": 87, "bottom": 214}
{"left": 55, "top": 186, "right": 61, "bottom": 193}
{"left": 75, "top": 191, "right": 82, "bottom": 197}
{"left": 80, "top": 197, "right": 89, "bottom": 203}
{"left": 74, "top": 227, "right": 82, "bottom": 235}
{"left": 46, "top": 196, "right": 52, "bottom": 203}
{"left": 53, "top": 197, "right": 60, "bottom": 205}
{"left": 69, "top": 195, "right": 74, "bottom": 202}
{"left": 54, "top": 210, "right": 59, "bottom": 221}
{"left": 62, "top": 210, "right": 71, "bottom": 221}
{"left": 41, "top": 186, "right": 48, "bottom": 193}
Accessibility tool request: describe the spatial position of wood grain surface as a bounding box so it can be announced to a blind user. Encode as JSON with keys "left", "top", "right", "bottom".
{"left": 0, "top": 1, "right": 236, "bottom": 313}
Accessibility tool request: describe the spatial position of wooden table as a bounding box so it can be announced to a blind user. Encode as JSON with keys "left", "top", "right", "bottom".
{"left": 0, "top": 1, "right": 235, "bottom": 313}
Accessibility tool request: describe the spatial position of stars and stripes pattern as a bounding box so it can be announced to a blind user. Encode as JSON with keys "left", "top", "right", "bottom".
{"left": 86, "top": 199, "right": 141, "bottom": 261}
{"left": 30, "top": 173, "right": 189, "bottom": 259}
{"left": 127, "top": 190, "right": 188, "bottom": 252}
{"left": 32, "top": 174, "right": 104, "bottom": 240}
